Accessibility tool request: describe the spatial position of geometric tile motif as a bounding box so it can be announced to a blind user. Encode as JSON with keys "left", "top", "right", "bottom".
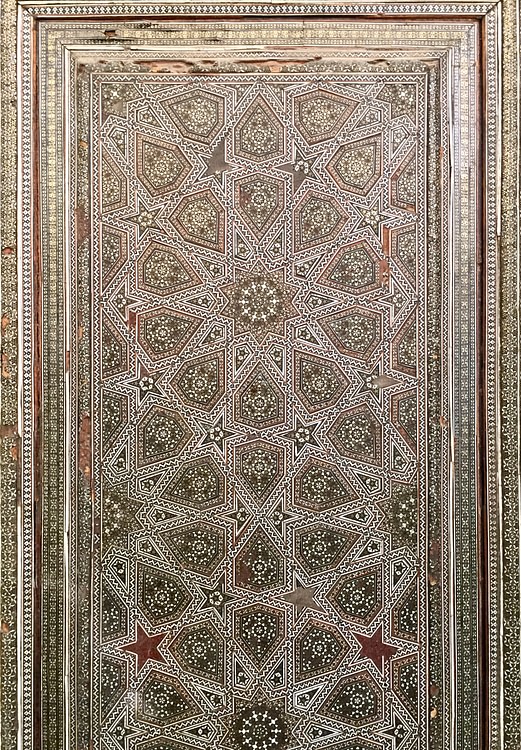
{"left": 317, "top": 240, "right": 383, "bottom": 295}
{"left": 327, "top": 565, "right": 383, "bottom": 626}
{"left": 136, "top": 241, "right": 202, "bottom": 297}
{"left": 327, "top": 134, "right": 383, "bottom": 196}
{"left": 234, "top": 95, "right": 285, "bottom": 162}
{"left": 137, "top": 307, "right": 203, "bottom": 362}
{"left": 161, "top": 456, "right": 226, "bottom": 510}
{"left": 319, "top": 307, "right": 382, "bottom": 360}
{"left": 161, "top": 90, "right": 225, "bottom": 145}
{"left": 162, "top": 523, "right": 226, "bottom": 576}
{"left": 319, "top": 671, "right": 383, "bottom": 726}
{"left": 294, "top": 191, "right": 348, "bottom": 250}
{"left": 294, "top": 524, "right": 358, "bottom": 575}
{"left": 295, "top": 620, "right": 349, "bottom": 681}
{"left": 293, "top": 89, "right": 359, "bottom": 145}
{"left": 235, "top": 440, "right": 285, "bottom": 504}
{"left": 136, "top": 671, "right": 201, "bottom": 726}
{"left": 234, "top": 174, "right": 285, "bottom": 238}
{"left": 328, "top": 405, "right": 383, "bottom": 466}
{"left": 136, "top": 564, "right": 192, "bottom": 626}
{"left": 234, "top": 364, "right": 286, "bottom": 429}
{"left": 293, "top": 351, "right": 349, "bottom": 413}
{"left": 170, "top": 189, "right": 225, "bottom": 252}
{"left": 234, "top": 604, "right": 285, "bottom": 667}
{"left": 170, "top": 621, "right": 225, "bottom": 684}
{"left": 135, "top": 133, "right": 191, "bottom": 196}
{"left": 136, "top": 406, "right": 192, "bottom": 467}
{"left": 94, "top": 73, "right": 424, "bottom": 749}
{"left": 172, "top": 351, "right": 226, "bottom": 412}
{"left": 234, "top": 527, "right": 285, "bottom": 593}
{"left": 293, "top": 458, "right": 358, "bottom": 512}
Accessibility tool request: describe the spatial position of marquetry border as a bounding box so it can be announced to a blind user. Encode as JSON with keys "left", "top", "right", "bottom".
{"left": 0, "top": 2, "right": 519, "bottom": 750}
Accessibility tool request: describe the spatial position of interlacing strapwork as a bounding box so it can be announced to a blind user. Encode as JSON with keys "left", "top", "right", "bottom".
{"left": 95, "top": 74, "right": 425, "bottom": 750}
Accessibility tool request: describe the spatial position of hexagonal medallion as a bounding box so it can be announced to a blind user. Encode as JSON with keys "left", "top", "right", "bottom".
{"left": 136, "top": 241, "right": 202, "bottom": 297}
{"left": 235, "top": 440, "right": 285, "bottom": 504}
{"left": 235, "top": 527, "right": 285, "bottom": 592}
{"left": 234, "top": 364, "right": 285, "bottom": 429}
{"left": 170, "top": 189, "right": 225, "bottom": 252}
{"left": 162, "top": 90, "right": 225, "bottom": 144}
{"left": 319, "top": 671, "right": 383, "bottom": 726}
{"left": 136, "top": 671, "right": 200, "bottom": 726}
{"left": 136, "top": 133, "right": 191, "bottom": 196}
{"left": 162, "top": 522, "right": 225, "bottom": 576}
{"left": 327, "top": 565, "right": 382, "bottom": 626}
{"left": 172, "top": 350, "right": 226, "bottom": 412}
{"left": 294, "top": 191, "right": 348, "bottom": 250}
{"left": 327, "top": 405, "right": 382, "bottom": 466}
{"left": 294, "top": 523, "right": 358, "bottom": 575}
{"left": 136, "top": 406, "right": 192, "bottom": 467}
{"left": 234, "top": 604, "right": 285, "bottom": 667}
{"left": 295, "top": 620, "right": 349, "bottom": 681}
{"left": 327, "top": 134, "right": 382, "bottom": 195}
{"left": 137, "top": 563, "right": 192, "bottom": 625}
{"left": 137, "top": 307, "right": 202, "bottom": 362}
{"left": 170, "top": 620, "right": 225, "bottom": 683}
{"left": 161, "top": 456, "right": 225, "bottom": 511}
{"left": 293, "top": 89, "right": 358, "bottom": 144}
{"left": 234, "top": 95, "right": 285, "bottom": 162}
{"left": 317, "top": 240, "right": 383, "bottom": 295}
{"left": 293, "top": 458, "right": 357, "bottom": 512}
{"left": 319, "top": 307, "right": 382, "bottom": 360}
{"left": 234, "top": 174, "right": 285, "bottom": 238}
{"left": 294, "top": 351, "right": 349, "bottom": 413}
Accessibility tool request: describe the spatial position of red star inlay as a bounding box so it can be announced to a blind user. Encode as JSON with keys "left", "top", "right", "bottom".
{"left": 354, "top": 624, "right": 398, "bottom": 673}
{"left": 121, "top": 622, "right": 168, "bottom": 673}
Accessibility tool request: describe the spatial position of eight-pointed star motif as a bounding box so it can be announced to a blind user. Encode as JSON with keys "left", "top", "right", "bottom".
{"left": 220, "top": 263, "right": 299, "bottom": 342}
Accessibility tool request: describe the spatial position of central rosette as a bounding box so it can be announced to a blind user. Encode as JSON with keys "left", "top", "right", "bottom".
{"left": 223, "top": 694, "right": 298, "bottom": 750}
{"left": 234, "top": 706, "right": 288, "bottom": 749}
{"left": 220, "top": 262, "right": 299, "bottom": 342}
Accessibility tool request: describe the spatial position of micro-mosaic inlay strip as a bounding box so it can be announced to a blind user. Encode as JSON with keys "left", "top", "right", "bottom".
{"left": 2, "top": 4, "right": 516, "bottom": 750}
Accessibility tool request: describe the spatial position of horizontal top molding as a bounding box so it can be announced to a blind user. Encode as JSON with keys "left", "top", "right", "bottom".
{"left": 20, "top": 1, "right": 498, "bottom": 17}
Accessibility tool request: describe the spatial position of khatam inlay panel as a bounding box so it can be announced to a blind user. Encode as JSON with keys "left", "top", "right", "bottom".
{"left": 92, "top": 71, "right": 431, "bottom": 750}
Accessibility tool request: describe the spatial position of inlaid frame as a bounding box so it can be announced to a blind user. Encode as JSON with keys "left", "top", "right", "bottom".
{"left": 0, "top": 3, "right": 518, "bottom": 750}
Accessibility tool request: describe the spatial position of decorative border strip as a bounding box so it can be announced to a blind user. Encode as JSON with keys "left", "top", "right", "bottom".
{"left": 0, "top": 3, "right": 517, "bottom": 750}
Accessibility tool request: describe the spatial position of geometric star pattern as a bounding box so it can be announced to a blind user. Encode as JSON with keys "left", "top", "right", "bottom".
{"left": 96, "top": 72, "right": 423, "bottom": 749}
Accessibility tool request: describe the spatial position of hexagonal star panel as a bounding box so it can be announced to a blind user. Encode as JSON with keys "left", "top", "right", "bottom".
{"left": 172, "top": 350, "right": 226, "bottom": 411}
{"left": 234, "top": 95, "right": 285, "bottom": 162}
{"left": 170, "top": 189, "right": 225, "bottom": 252}
{"left": 327, "top": 134, "right": 383, "bottom": 195}
{"left": 135, "top": 133, "right": 192, "bottom": 196}
{"left": 137, "top": 307, "right": 203, "bottom": 362}
{"left": 136, "top": 241, "right": 202, "bottom": 297}
{"left": 235, "top": 440, "right": 285, "bottom": 504}
{"left": 93, "top": 69, "right": 427, "bottom": 750}
{"left": 234, "top": 527, "right": 285, "bottom": 592}
{"left": 161, "top": 89, "right": 225, "bottom": 145}
{"left": 319, "top": 307, "right": 382, "bottom": 360}
{"left": 234, "top": 174, "right": 285, "bottom": 238}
